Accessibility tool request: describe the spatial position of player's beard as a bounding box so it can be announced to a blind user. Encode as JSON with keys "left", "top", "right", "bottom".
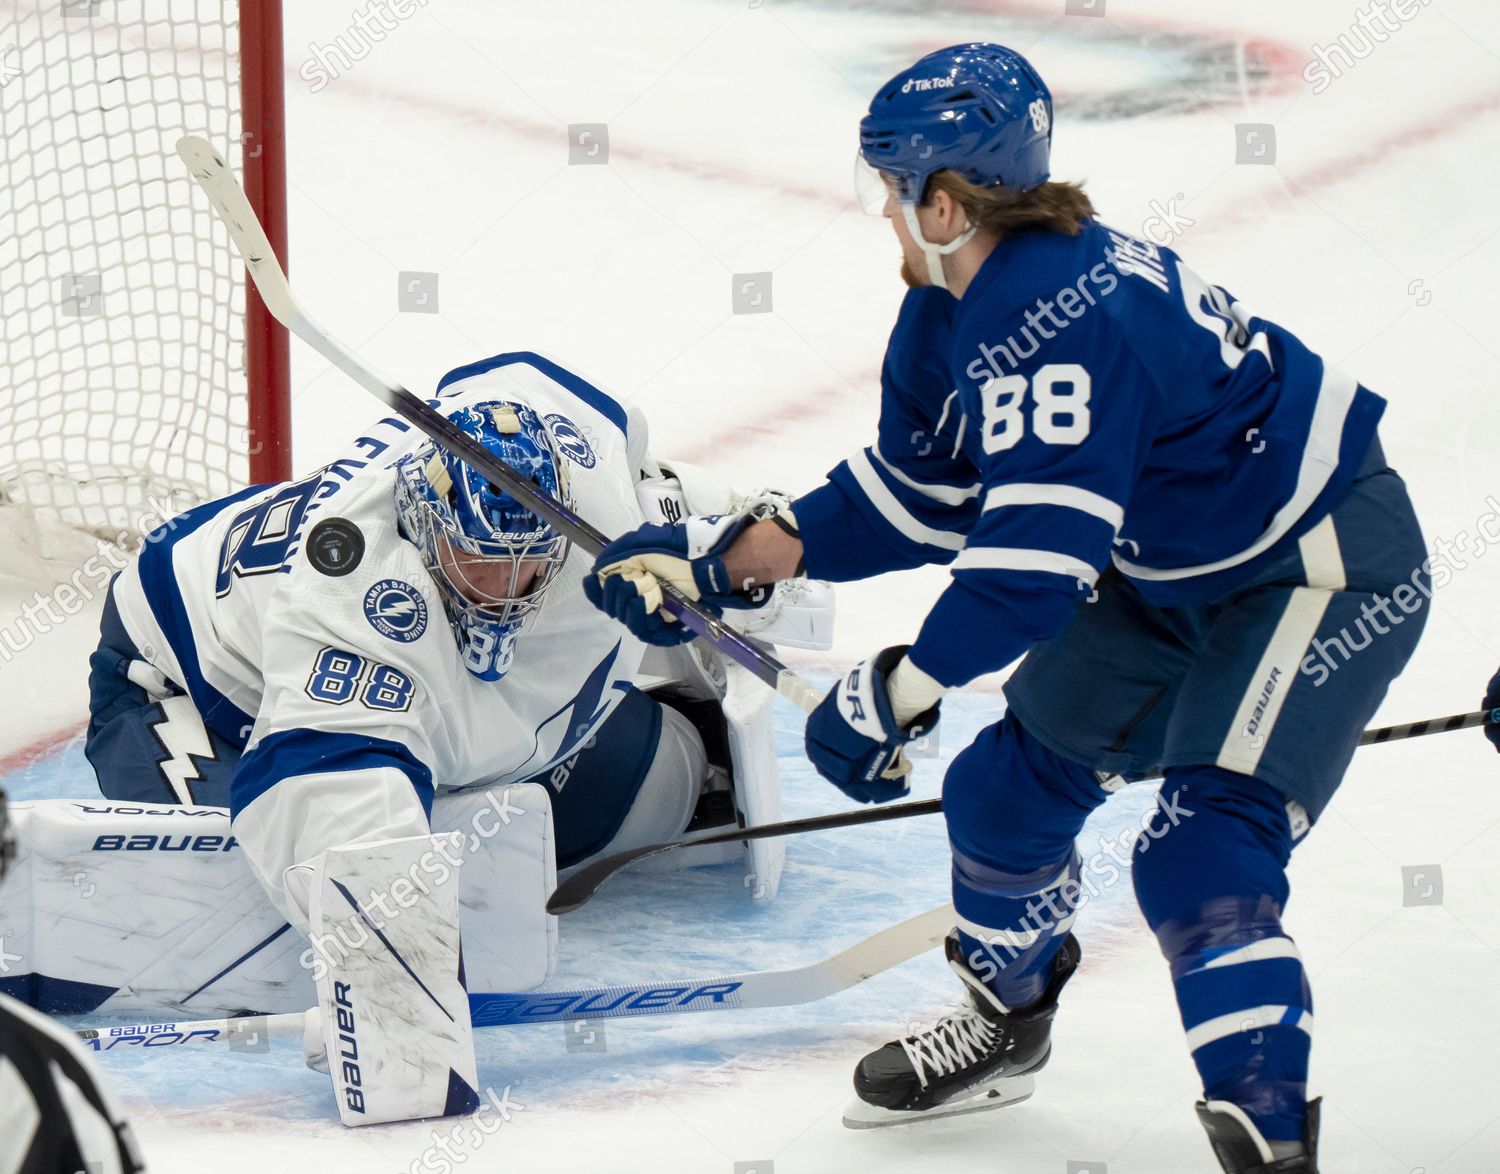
{"left": 900, "top": 256, "right": 923, "bottom": 288}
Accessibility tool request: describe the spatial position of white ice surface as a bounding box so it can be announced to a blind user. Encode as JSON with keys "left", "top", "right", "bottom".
{"left": 3, "top": 0, "right": 1500, "bottom": 1170}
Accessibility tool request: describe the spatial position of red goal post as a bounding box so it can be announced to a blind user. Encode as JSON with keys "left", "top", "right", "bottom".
{"left": 240, "top": 0, "right": 291, "bottom": 490}
{"left": 0, "top": 1, "right": 290, "bottom": 576}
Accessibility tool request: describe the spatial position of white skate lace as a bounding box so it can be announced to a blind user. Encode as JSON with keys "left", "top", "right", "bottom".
{"left": 899, "top": 997, "right": 999, "bottom": 1089}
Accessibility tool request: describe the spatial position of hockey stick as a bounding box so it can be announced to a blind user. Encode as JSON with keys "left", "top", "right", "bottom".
{"left": 174, "top": 136, "right": 823, "bottom": 716}
{"left": 547, "top": 706, "right": 1498, "bottom": 913}
{"left": 76, "top": 902, "right": 952, "bottom": 1051}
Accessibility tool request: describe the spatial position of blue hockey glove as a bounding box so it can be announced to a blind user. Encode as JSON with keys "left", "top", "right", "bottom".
{"left": 1485, "top": 670, "right": 1500, "bottom": 753}
{"left": 584, "top": 515, "right": 769, "bottom": 647}
{"left": 805, "top": 646, "right": 940, "bottom": 804}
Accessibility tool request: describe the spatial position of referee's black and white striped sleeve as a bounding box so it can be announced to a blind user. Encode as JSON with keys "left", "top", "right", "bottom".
{"left": 0, "top": 994, "right": 147, "bottom": 1174}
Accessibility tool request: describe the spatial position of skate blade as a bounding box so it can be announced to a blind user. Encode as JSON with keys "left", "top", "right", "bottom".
{"left": 841, "top": 1073, "right": 1036, "bottom": 1129}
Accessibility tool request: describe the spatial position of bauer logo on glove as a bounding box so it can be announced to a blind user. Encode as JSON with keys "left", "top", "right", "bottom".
{"left": 806, "top": 646, "right": 941, "bottom": 804}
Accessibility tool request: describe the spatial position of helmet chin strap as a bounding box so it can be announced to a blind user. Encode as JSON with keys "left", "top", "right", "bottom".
{"left": 901, "top": 203, "right": 976, "bottom": 290}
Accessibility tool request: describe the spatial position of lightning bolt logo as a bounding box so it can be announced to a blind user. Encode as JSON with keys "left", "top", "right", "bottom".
{"left": 150, "top": 695, "right": 217, "bottom": 803}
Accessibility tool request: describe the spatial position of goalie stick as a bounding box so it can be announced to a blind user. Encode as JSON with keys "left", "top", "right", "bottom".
{"left": 547, "top": 705, "right": 1499, "bottom": 913}
{"left": 174, "top": 136, "right": 823, "bottom": 717}
{"left": 76, "top": 903, "right": 952, "bottom": 1052}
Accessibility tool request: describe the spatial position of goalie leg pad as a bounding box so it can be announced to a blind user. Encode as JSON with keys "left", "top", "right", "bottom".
{"left": 723, "top": 661, "right": 783, "bottom": 902}
{"left": 305, "top": 832, "right": 480, "bottom": 1126}
{"left": 0, "top": 794, "right": 558, "bottom": 1016}
{"left": 622, "top": 651, "right": 786, "bottom": 900}
{"left": 0, "top": 799, "right": 302, "bottom": 1015}
{"left": 430, "top": 783, "right": 557, "bottom": 993}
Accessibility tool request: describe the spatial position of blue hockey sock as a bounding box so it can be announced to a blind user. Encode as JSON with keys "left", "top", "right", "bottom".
{"left": 944, "top": 713, "right": 1108, "bottom": 1009}
{"left": 953, "top": 852, "right": 1082, "bottom": 1008}
{"left": 1132, "top": 765, "right": 1311, "bottom": 1142}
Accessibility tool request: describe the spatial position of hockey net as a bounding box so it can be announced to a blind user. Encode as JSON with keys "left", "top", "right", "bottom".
{"left": 0, "top": 1, "right": 288, "bottom": 581}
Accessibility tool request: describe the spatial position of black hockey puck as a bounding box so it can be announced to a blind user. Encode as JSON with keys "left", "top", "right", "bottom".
{"left": 306, "top": 518, "right": 365, "bottom": 577}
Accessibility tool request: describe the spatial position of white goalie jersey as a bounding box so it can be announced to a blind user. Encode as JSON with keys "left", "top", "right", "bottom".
{"left": 2, "top": 352, "right": 833, "bottom": 1021}
{"left": 107, "top": 352, "right": 651, "bottom": 918}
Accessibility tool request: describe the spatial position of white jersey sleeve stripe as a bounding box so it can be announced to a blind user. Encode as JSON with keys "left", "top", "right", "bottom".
{"left": 981, "top": 482, "right": 1124, "bottom": 530}
{"left": 952, "top": 546, "right": 1100, "bottom": 585}
{"left": 846, "top": 448, "right": 968, "bottom": 552}
{"left": 933, "top": 388, "right": 960, "bottom": 437}
{"left": 871, "top": 443, "right": 981, "bottom": 506}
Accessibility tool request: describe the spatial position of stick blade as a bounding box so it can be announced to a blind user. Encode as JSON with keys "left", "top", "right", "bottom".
{"left": 545, "top": 841, "right": 674, "bottom": 914}
{"left": 174, "top": 134, "right": 225, "bottom": 176}
{"left": 174, "top": 134, "right": 294, "bottom": 323}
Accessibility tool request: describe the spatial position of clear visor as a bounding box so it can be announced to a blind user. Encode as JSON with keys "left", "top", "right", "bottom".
{"left": 854, "top": 155, "right": 901, "bottom": 216}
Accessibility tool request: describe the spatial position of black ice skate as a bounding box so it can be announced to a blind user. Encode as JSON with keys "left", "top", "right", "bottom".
{"left": 842, "top": 929, "right": 1080, "bottom": 1129}
{"left": 1196, "top": 1097, "right": 1321, "bottom": 1173}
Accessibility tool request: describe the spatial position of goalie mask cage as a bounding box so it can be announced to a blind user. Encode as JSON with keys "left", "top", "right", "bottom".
{"left": 0, "top": 0, "right": 289, "bottom": 554}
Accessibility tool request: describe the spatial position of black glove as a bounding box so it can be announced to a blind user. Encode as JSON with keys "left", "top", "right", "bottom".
{"left": 1484, "top": 670, "right": 1500, "bottom": 754}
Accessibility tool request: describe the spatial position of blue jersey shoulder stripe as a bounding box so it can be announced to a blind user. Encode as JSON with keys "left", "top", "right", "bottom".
{"left": 230, "top": 728, "right": 436, "bottom": 820}
{"left": 435, "top": 351, "right": 628, "bottom": 435}
{"left": 136, "top": 484, "right": 269, "bottom": 747}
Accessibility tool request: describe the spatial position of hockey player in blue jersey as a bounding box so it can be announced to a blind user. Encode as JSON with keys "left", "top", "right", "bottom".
{"left": 583, "top": 43, "right": 1431, "bottom": 1173}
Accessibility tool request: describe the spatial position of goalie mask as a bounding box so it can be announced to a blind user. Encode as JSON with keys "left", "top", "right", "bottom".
{"left": 395, "top": 401, "right": 571, "bottom": 681}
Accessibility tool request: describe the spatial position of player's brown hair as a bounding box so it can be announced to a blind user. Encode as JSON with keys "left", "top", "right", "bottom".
{"left": 925, "top": 170, "right": 1095, "bottom": 238}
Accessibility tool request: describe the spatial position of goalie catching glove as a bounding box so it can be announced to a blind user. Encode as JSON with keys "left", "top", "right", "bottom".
{"left": 805, "top": 646, "right": 943, "bottom": 804}
{"left": 586, "top": 502, "right": 791, "bottom": 646}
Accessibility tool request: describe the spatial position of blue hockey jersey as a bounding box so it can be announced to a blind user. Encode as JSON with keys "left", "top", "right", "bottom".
{"left": 793, "top": 220, "right": 1385, "bottom": 687}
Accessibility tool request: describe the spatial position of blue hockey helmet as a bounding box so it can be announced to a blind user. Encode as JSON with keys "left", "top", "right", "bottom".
{"left": 859, "top": 43, "right": 1054, "bottom": 206}
{"left": 395, "top": 400, "right": 571, "bottom": 681}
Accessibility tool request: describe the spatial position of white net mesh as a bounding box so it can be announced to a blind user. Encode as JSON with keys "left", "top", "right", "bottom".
{"left": 0, "top": 0, "right": 252, "bottom": 556}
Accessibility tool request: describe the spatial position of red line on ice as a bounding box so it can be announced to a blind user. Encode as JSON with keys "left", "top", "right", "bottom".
{"left": 1199, "top": 85, "right": 1500, "bottom": 235}
{"left": 0, "top": 725, "right": 80, "bottom": 777}
{"left": 1278, "top": 85, "right": 1500, "bottom": 199}
{"left": 282, "top": 7, "right": 1308, "bottom": 213}
{"left": 673, "top": 369, "right": 880, "bottom": 465}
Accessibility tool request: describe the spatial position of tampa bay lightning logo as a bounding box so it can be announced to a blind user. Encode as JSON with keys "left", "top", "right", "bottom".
{"left": 363, "top": 579, "right": 429, "bottom": 643}
{"left": 544, "top": 413, "right": 596, "bottom": 469}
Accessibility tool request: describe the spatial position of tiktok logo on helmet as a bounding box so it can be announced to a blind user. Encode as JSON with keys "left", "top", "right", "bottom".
{"left": 900, "top": 75, "right": 957, "bottom": 94}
